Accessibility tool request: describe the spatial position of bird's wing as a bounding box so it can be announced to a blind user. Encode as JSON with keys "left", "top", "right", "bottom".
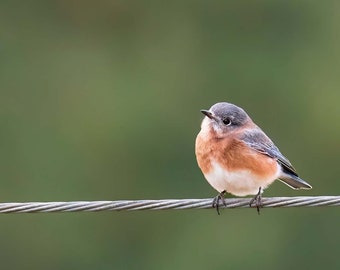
{"left": 240, "top": 128, "right": 298, "bottom": 176}
{"left": 240, "top": 128, "right": 312, "bottom": 189}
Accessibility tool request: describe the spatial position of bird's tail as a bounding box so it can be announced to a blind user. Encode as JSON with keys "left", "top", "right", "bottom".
{"left": 279, "top": 174, "right": 312, "bottom": 189}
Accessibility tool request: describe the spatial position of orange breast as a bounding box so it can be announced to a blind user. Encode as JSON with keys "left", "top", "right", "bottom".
{"left": 195, "top": 131, "right": 278, "bottom": 179}
{"left": 195, "top": 132, "right": 214, "bottom": 174}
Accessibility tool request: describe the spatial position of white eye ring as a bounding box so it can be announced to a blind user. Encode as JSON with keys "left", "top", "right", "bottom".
{"left": 222, "top": 118, "right": 231, "bottom": 126}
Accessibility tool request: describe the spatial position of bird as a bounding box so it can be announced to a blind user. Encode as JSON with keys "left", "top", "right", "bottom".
{"left": 195, "top": 102, "right": 312, "bottom": 214}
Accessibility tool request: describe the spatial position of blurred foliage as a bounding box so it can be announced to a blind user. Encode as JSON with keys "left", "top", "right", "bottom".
{"left": 0, "top": 1, "right": 339, "bottom": 269}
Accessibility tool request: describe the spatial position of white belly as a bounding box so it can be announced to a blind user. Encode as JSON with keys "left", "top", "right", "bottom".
{"left": 204, "top": 160, "right": 281, "bottom": 196}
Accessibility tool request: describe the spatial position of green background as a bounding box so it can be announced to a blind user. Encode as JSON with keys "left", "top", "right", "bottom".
{"left": 0, "top": 1, "right": 339, "bottom": 269}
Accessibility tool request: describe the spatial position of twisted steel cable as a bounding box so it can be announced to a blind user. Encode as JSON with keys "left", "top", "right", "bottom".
{"left": 0, "top": 196, "right": 338, "bottom": 213}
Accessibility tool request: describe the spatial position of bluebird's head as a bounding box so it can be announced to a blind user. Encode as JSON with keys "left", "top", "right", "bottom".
{"left": 200, "top": 102, "right": 251, "bottom": 135}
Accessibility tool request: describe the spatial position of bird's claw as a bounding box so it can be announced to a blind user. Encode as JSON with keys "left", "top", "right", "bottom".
{"left": 249, "top": 187, "right": 263, "bottom": 214}
{"left": 212, "top": 191, "right": 227, "bottom": 215}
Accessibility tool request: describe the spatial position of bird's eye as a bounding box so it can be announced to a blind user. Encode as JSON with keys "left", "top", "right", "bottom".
{"left": 222, "top": 118, "right": 232, "bottom": 126}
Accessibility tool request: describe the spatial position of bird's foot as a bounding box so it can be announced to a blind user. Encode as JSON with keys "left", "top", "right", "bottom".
{"left": 212, "top": 190, "right": 227, "bottom": 215}
{"left": 249, "top": 187, "right": 263, "bottom": 215}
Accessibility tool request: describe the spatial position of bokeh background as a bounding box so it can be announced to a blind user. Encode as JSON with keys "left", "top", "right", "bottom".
{"left": 0, "top": 1, "right": 339, "bottom": 269}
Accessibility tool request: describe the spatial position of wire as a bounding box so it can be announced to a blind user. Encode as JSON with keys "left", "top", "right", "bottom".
{"left": 0, "top": 196, "right": 338, "bottom": 213}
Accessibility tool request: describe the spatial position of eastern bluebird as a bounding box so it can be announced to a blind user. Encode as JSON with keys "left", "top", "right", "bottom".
{"left": 195, "top": 102, "right": 312, "bottom": 214}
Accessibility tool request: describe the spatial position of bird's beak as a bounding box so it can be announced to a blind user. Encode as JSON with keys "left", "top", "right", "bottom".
{"left": 200, "top": 109, "right": 217, "bottom": 121}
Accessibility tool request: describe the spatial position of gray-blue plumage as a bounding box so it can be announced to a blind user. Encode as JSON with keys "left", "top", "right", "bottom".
{"left": 203, "top": 102, "right": 312, "bottom": 190}
{"left": 241, "top": 128, "right": 312, "bottom": 189}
